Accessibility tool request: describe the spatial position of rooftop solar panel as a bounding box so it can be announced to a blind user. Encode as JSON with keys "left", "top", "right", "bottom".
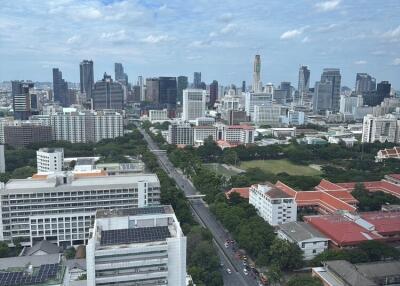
{"left": 0, "top": 263, "right": 59, "bottom": 286}
{"left": 101, "top": 226, "right": 171, "bottom": 245}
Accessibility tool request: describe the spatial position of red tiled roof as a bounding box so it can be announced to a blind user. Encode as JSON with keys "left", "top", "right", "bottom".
{"left": 316, "top": 179, "right": 346, "bottom": 191}
{"left": 225, "top": 187, "right": 250, "bottom": 199}
{"left": 388, "top": 174, "right": 400, "bottom": 181}
{"left": 336, "top": 180, "right": 400, "bottom": 198}
{"left": 304, "top": 215, "right": 383, "bottom": 247}
{"left": 361, "top": 212, "right": 400, "bottom": 236}
{"left": 275, "top": 181, "right": 297, "bottom": 196}
{"left": 323, "top": 190, "right": 359, "bottom": 204}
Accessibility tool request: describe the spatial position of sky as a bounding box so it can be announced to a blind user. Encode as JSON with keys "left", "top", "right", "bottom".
{"left": 0, "top": 0, "right": 399, "bottom": 89}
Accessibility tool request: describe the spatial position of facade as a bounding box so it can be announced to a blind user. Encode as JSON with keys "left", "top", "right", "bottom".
{"left": 0, "top": 173, "right": 161, "bottom": 246}
{"left": 12, "top": 81, "right": 33, "bottom": 120}
{"left": 193, "top": 72, "right": 201, "bottom": 89}
{"left": 355, "top": 73, "right": 376, "bottom": 94}
{"left": 4, "top": 124, "right": 52, "bottom": 147}
{"left": 193, "top": 126, "right": 217, "bottom": 144}
{"left": 114, "top": 62, "right": 128, "bottom": 85}
{"left": 298, "top": 66, "right": 310, "bottom": 105}
{"left": 253, "top": 55, "right": 262, "bottom": 92}
{"left": 362, "top": 114, "right": 399, "bottom": 143}
{"left": 209, "top": 80, "right": 218, "bottom": 108}
{"left": 225, "top": 110, "right": 248, "bottom": 125}
{"left": 37, "top": 148, "right": 64, "bottom": 174}
{"left": 253, "top": 105, "right": 287, "bottom": 126}
{"left": 92, "top": 73, "right": 124, "bottom": 110}
{"left": 177, "top": 76, "right": 188, "bottom": 104}
{"left": 80, "top": 60, "right": 94, "bottom": 99}
{"left": 320, "top": 68, "right": 341, "bottom": 113}
{"left": 52, "top": 68, "right": 69, "bottom": 107}
{"left": 146, "top": 78, "right": 160, "bottom": 103}
{"left": 249, "top": 182, "right": 297, "bottom": 226}
{"left": 277, "top": 222, "right": 329, "bottom": 260}
{"left": 225, "top": 125, "right": 255, "bottom": 144}
{"left": 245, "top": 92, "right": 273, "bottom": 117}
{"left": 159, "top": 77, "right": 177, "bottom": 108}
{"left": 0, "top": 145, "right": 4, "bottom": 173}
{"left": 182, "top": 89, "right": 206, "bottom": 121}
{"left": 167, "top": 122, "right": 193, "bottom": 145}
{"left": 87, "top": 205, "right": 186, "bottom": 286}
{"left": 149, "top": 109, "right": 169, "bottom": 122}
{"left": 339, "top": 95, "right": 363, "bottom": 115}
{"left": 313, "top": 80, "right": 333, "bottom": 114}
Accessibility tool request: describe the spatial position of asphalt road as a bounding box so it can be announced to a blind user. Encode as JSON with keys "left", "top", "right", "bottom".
{"left": 137, "top": 126, "right": 260, "bottom": 286}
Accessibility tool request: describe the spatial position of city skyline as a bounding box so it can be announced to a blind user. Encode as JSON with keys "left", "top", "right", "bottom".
{"left": 0, "top": 0, "right": 400, "bottom": 89}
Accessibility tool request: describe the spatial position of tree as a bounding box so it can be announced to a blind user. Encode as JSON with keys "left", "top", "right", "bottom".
{"left": 64, "top": 246, "right": 76, "bottom": 259}
{"left": 358, "top": 241, "right": 400, "bottom": 261}
{"left": 286, "top": 275, "right": 323, "bottom": 286}
{"left": 0, "top": 242, "right": 10, "bottom": 258}
{"left": 223, "top": 149, "right": 239, "bottom": 165}
{"left": 267, "top": 238, "right": 303, "bottom": 271}
{"left": 11, "top": 166, "right": 36, "bottom": 179}
{"left": 267, "top": 264, "right": 282, "bottom": 286}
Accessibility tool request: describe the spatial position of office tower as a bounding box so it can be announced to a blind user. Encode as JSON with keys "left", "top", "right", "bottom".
{"left": 313, "top": 81, "right": 333, "bottom": 114}
{"left": 137, "top": 76, "right": 145, "bottom": 101}
{"left": 340, "top": 95, "right": 363, "bottom": 114}
{"left": 182, "top": 89, "right": 207, "bottom": 121}
{"left": 225, "top": 110, "right": 249, "bottom": 125}
{"left": 37, "top": 148, "right": 64, "bottom": 174}
{"left": 265, "top": 83, "right": 274, "bottom": 95}
{"left": 12, "top": 81, "right": 33, "bottom": 120}
{"left": 193, "top": 72, "right": 201, "bottom": 88}
{"left": 209, "top": 80, "right": 218, "bottom": 108}
{"left": 4, "top": 123, "right": 52, "bottom": 148}
{"left": 320, "top": 68, "right": 341, "bottom": 112}
{"left": 159, "top": 77, "right": 177, "bottom": 108}
{"left": 114, "top": 62, "right": 128, "bottom": 86}
{"left": 145, "top": 78, "right": 159, "bottom": 102}
{"left": 79, "top": 60, "right": 94, "bottom": 99}
{"left": 355, "top": 73, "right": 376, "bottom": 94}
{"left": 52, "top": 68, "right": 69, "bottom": 107}
{"left": 280, "top": 81, "right": 292, "bottom": 102}
{"left": 177, "top": 76, "right": 188, "bottom": 103}
{"left": 0, "top": 172, "right": 161, "bottom": 245}
{"left": 92, "top": 73, "right": 124, "bottom": 110}
{"left": 376, "top": 81, "right": 391, "bottom": 104}
{"left": 298, "top": 66, "right": 310, "bottom": 105}
{"left": 245, "top": 92, "right": 273, "bottom": 116}
{"left": 253, "top": 55, "right": 261, "bottom": 92}
{"left": 272, "top": 89, "right": 287, "bottom": 105}
{"left": 242, "top": 81, "right": 246, "bottom": 92}
{"left": 87, "top": 205, "right": 187, "bottom": 286}
{"left": 362, "top": 114, "right": 399, "bottom": 143}
{"left": 0, "top": 145, "right": 4, "bottom": 173}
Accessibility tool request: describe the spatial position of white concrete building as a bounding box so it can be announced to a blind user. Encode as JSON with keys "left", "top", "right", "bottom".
{"left": 225, "top": 125, "right": 255, "bottom": 144}
{"left": 193, "top": 125, "right": 217, "bottom": 145}
{"left": 277, "top": 222, "right": 329, "bottom": 260}
{"left": 0, "top": 118, "right": 14, "bottom": 144}
{"left": 182, "top": 89, "right": 206, "bottom": 121}
{"left": 167, "top": 122, "right": 193, "bottom": 146}
{"left": 87, "top": 205, "right": 186, "bottom": 286}
{"left": 37, "top": 148, "right": 64, "bottom": 174}
{"left": 249, "top": 183, "right": 297, "bottom": 226}
{"left": 362, "top": 114, "right": 399, "bottom": 143}
{"left": 253, "top": 105, "right": 287, "bottom": 126}
{"left": 149, "top": 109, "right": 169, "bottom": 122}
{"left": 0, "top": 173, "right": 160, "bottom": 246}
{"left": 245, "top": 92, "right": 273, "bottom": 117}
{"left": 339, "top": 95, "right": 362, "bottom": 115}
{"left": 0, "top": 145, "right": 4, "bottom": 173}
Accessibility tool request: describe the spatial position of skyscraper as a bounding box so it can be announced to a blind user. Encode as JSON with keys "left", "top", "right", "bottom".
{"left": 145, "top": 78, "right": 159, "bottom": 102}
{"left": 138, "top": 76, "right": 145, "bottom": 101}
{"left": 52, "top": 68, "right": 69, "bottom": 107}
{"left": 298, "top": 66, "right": 310, "bottom": 105}
{"left": 313, "top": 80, "right": 333, "bottom": 114}
{"left": 193, "top": 72, "right": 201, "bottom": 88}
{"left": 159, "top": 77, "right": 177, "bottom": 108}
{"left": 320, "top": 68, "right": 341, "bottom": 113}
{"left": 114, "top": 63, "right": 128, "bottom": 86}
{"left": 12, "top": 81, "right": 33, "bottom": 120}
{"left": 209, "top": 80, "right": 218, "bottom": 108}
{"left": 355, "top": 73, "right": 376, "bottom": 94}
{"left": 177, "top": 76, "right": 188, "bottom": 104}
{"left": 376, "top": 81, "right": 391, "bottom": 104}
{"left": 242, "top": 81, "right": 246, "bottom": 92}
{"left": 92, "top": 73, "right": 124, "bottom": 110}
{"left": 79, "top": 60, "right": 94, "bottom": 99}
{"left": 280, "top": 81, "right": 292, "bottom": 102}
{"left": 182, "top": 89, "right": 207, "bottom": 121}
{"left": 253, "top": 55, "right": 261, "bottom": 92}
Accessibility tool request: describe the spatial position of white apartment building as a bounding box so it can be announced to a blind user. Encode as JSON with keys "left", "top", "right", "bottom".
{"left": 149, "top": 109, "right": 169, "bottom": 122}
{"left": 245, "top": 92, "right": 273, "bottom": 117}
{"left": 37, "top": 148, "right": 64, "bottom": 174}
{"left": 362, "top": 114, "right": 399, "bottom": 143}
{"left": 182, "top": 89, "right": 206, "bottom": 121}
{"left": 249, "top": 183, "right": 297, "bottom": 226}
{"left": 167, "top": 122, "right": 193, "bottom": 146}
{"left": 225, "top": 125, "right": 255, "bottom": 144}
{"left": 193, "top": 126, "right": 217, "bottom": 144}
{"left": 277, "top": 222, "right": 329, "bottom": 260}
{"left": 0, "top": 173, "right": 160, "bottom": 247}
{"left": 253, "top": 105, "right": 287, "bottom": 126}
{"left": 87, "top": 205, "right": 186, "bottom": 286}
{"left": 0, "top": 117, "right": 14, "bottom": 144}
{"left": 339, "top": 95, "right": 363, "bottom": 115}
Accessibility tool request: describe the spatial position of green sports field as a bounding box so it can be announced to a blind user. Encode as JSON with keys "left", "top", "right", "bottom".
{"left": 240, "top": 159, "right": 321, "bottom": 176}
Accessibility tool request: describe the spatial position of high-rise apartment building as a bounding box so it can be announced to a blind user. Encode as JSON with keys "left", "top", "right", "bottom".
{"left": 320, "top": 68, "right": 341, "bottom": 112}
{"left": 114, "top": 62, "right": 128, "bottom": 86}
{"left": 177, "top": 76, "right": 188, "bottom": 104}
{"left": 92, "top": 73, "right": 124, "bottom": 110}
{"left": 79, "top": 60, "right": 94, "bottom": 99}
{"left": 145, "top": 78, "right": 159, "bottom": 102}
{"left": 245, "top": 92, "right": 273, "bottom": 117}
{"left": 0, "top": 173, "right": 161, "bottom": 246}
{"left": 362, "top": 114, "right": 399, "bottom": 143}
{"left": 298, "top": 66, "right": 310, "bottom": 105}
{"left": 4, "top": 123, "right": 52, "bottom": 148}
{"left": 87, "top": 205, "right": 187, "bottom": 286}
{"left": 159, "top": 77, "right": 177, "bottom": 108}
{"left": 12, "top": 81, "right": 33, "bottom": 120}
{"left": 168, "top": 122, "right": 193, "bottom": 145}
{"left": 182, "top": 89, "right": 207, "bottom": 121}
{"left": 193, "top": 72, "right": 201, "bottom": 88}
{"left": 52, "top": 68, "right": 69, "bottom": 107}
{"left": 209, "top": 80, "right": 218, "bottom": 108}
{"left": 253, "top": 55, "right": 261, "bottom": 92}
{"left": 37, "top": 148, "right": 64, "bottom": 174}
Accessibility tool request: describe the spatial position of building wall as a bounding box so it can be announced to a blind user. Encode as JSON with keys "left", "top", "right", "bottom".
{"left": 37, "top": 149, "right": 64, "bottom": 173}
{"left": 182, "top": 89, "right": 206, "bottom": 121}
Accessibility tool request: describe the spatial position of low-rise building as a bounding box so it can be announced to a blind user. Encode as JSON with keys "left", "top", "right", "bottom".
{"left": 87, "top": 206, "right": 187, "bottom": 286}
{"left": 376, "top": 146, "right": 400, "bottom": 162}
{"left": 277, "top": 222, "right": 329, "bottom": 260}
{"left": 193, "top": 125, "right": 217, "bottom": 144}
{"left": 148, "top": 109, "right": 169, "bottom": 122}
{"left": 37, "top": 148, "right": 64, "bottom": 174}
{"left": 225, "top": 125, "right": 255, "bottom": 144}
{"left": 249, "top": 182, "right": 297, "bottom": 226}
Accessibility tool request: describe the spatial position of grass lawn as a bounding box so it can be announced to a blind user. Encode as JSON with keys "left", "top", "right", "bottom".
{"left": 240, "top": 159, "right": 322, "bottom": 176}
{"left": 203, "top": 163, "right": 242, "bottom": 178}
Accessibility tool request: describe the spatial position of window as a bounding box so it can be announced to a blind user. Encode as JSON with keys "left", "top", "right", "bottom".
{"left": 313, "top": 249, "right": 317, "bottom": 254}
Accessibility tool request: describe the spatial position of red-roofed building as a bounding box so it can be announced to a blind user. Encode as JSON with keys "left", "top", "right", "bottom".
{"left": 376, "top": 146, "right": 400, "bottom": 162}
{"left": 335, "top": 180, "right": 400, "bottom": 199}
{"left": 225, "top": 187, "right": 250, "bottom": 199}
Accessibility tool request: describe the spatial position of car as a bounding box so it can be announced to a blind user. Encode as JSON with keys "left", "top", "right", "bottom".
{"left": 243, "top": 269, "right": 249, "bottom": 275}
{"left": 220, "top": 262, "right": 224, "bottom": 267}
{"left": 224, "top": 243, "right": 229, "bottom": 248}
{"left": 226, "top": 268, "right": 232, "bottom": 274}
{"left": 243, "top": 261, "right": 247, "bottom": 266}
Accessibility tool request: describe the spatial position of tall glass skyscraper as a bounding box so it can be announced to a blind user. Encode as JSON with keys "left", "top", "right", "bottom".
{"left": 80, "top": 60, "right": 94, "bottom": 99}
{"left": 52, "top": 68, "right": 68, "bottom": 107}
{"left": 320, "top": 68, "right": 341, "bottom": 113}
{"left": 253, "top": 55, "right": 261, "bottom": 92}
{"left": 298, "top": 66, "right": 310, "bottom": 105}
{"left": 177, "top": 76, "right": 188, "bottom": 104}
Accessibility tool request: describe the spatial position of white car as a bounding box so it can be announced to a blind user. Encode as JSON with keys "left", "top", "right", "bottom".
{"left": 226, "top": 268, "right": 232, "bottom": 274}
{"left": 243, "top": 269, "right": 248, "bottom": 275}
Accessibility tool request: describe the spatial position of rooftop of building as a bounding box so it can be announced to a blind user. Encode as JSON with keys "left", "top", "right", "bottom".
{"left": 251, "top": 182, "right": 293, "bottom": 199}
{"left": 96, "top": 206, "right": 173, "bottom": 218}
{"left": 225, "top": 187, "right": 250, "bottom": 199}
{"left": 100, "top": 226, "right": 172, "bottom": 246}
{"left": 37, "top": 148, "right": 64, "bottom": 153}
{"left": 22, "top": 240, "right": 60, "bottom": 256}
{"left": 322, "top": 260, "right": 377, "bottom": 286}
{"left": 360, "top": 211, "right": 400, "bottom": 235}
{"left": 227, "top": 124, "right": 255, "bottom": 130}
{"left": 278, "top": 221, "right": 328, "bottom": 242}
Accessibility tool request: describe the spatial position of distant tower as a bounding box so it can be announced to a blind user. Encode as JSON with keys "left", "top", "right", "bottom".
{"left": 242, "top": 81, "right": 246, "bottom": 92}
{"left": 52, "top": 68, "right": 69, "bottom": 107}
{"left": 193, "top": 72, "right": 201, "bottom": 88}
{"left": 209, "top": 80, "right": 218, "bottom": 108}
{"left": 0, "top": 145, "right": 5, "bottom": 173}
{"left": 253, "top": 55, "right": 261, "bottom": 92}
{"left": 298, "top": 66, "right": 310, "bottom": 105}
{"left": 80, "top": 60, "right": 94, "bottom": 99}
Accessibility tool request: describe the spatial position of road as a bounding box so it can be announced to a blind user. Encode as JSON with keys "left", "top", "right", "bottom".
{"left": 137, "top": 126, "right": 259, "bottom": 286}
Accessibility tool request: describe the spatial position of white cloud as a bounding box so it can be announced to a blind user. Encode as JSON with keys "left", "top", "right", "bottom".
{"left": 316, "top": 23, "right": 339, "bottom": 32}
{"left": 392, "top": 58, "right": 400, "bottom": 66}
{"left": 66, "top": 35, "right": 81, "bottom": 44}
{"left": 382, "top": 25, "right": 400, "bottom": 42}
{"left": 100, "top": 29, "right": 127, "bottom": 41}
{"left": 302, "top": 36, "right": 310, "bottom": 43}
{"left": 140, "top": 34, "right": 170, "bottom": 44}
{"left": 354, "top": 60, "right": 367, "bottom": 65}
{"left": 220, "top": 23, "right": 237, "bottom": 34}
{"left": 280, "top": 27, "right": 308, "bottom": 40}
{"left": 315, "top": 0, "right": 341, "bottom": 12}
